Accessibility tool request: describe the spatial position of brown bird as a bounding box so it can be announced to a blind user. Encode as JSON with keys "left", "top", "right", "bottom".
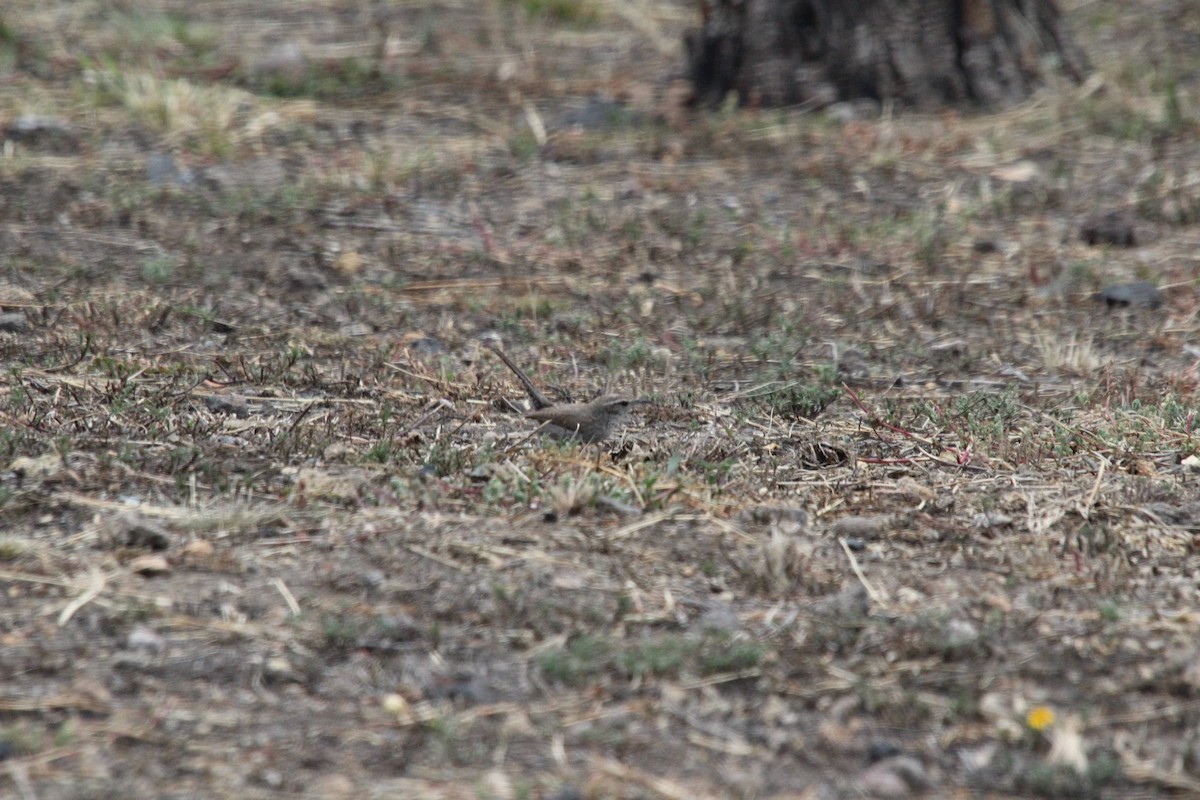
{"left": 524, "top": 394, "right": 641, "bottom": 444}
{"left": 482, "top": 336, "right": 644, "bottom": 443}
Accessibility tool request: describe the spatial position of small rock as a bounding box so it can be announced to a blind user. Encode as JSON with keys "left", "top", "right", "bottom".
{"left": 826, "top": 99, "right": 881, "bottom": 122}
{"left": 128, "top": 554, "right": 171, "bottom": 576}
{"left": 382, "top": 693, "right": 410, "bottom": 717}
{"left": 285, "top": 266, "right": 327, "bottom": 291}
{"left": 859, "top": 764, "right": 908, "bottom": 797}
{"left": 1081, "top": 210, "right": 1137, "bottom": 246}
{"left": 8, "top": 115, "right": 72, "bottom": 137}
{"left": 958, "top": 740, "right": 999, "bottom": 773}
{"left": 264, "top": 656, "right": 301, "bottom": 682}
{"left": 868, "top": 740, "right": 903, "bottom": 761}
{"left": 5, "top": 116, "right": 78, "bottom": 151}
{"left": 127, "top": 625, "right": 166, "bottom": 654}
{"left": 145, "top": 152, "right": 177, "bottom": 185}
{"left": 145, "top": 152, "right": 195, "bottom": 187}
{"left": 196, "top": 163, "right": 234, "bottom": 193}
{"left": 945, "top": 618, "right": 980, "bottom": 648}
{"left": 858, "top": 755, "right": 931, "bottom": 798}
{"left": 359, "top": 570, "right": 386, "bottom": 591}
{"left": 117, "top": 514, "right": 172, "bottom": 551}
{"left": 204, "top": 393, "right": 249, "bottom": 418}
{"left": 737, "top": 505, "right": 809, "bottom": 532}
{"left": 0, "top": 312, "right": 29, "bottom": 332}
{"left": 1093, "top": 280, "right": 1162, "bottom": 309}
{"left": 831, "top": 515, "right": 892, "bottom": 540}
{"left": 258, "top": 769, "right": 285, "bottom": 789}
{"left": 815, "top": 584, "right": 871, "bottom": 618}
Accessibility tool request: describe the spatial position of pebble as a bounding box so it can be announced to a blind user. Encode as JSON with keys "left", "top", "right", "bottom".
{"left": 1080, "top": 209, "right": 1136, "bottom": 246}
{"left": 1093, "top": 280, "right": 1162, "bottom": 309}
{"left": 858, "top": 755, "right": 931, "bottom": 797}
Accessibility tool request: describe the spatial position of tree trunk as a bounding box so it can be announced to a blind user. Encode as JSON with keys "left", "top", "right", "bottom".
{"left": 684, "top": 0, "right": 1090, "bottom": 110}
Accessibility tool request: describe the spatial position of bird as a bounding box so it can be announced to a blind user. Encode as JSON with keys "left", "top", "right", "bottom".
{"left": 481, "top": 335, "right": 644, "bottom": 443}
{"left": 524, "top": 394, "right": 641, "bottom": 444}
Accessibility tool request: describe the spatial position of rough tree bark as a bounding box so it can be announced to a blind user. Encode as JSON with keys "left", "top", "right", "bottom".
{"left": 684, "top": 0, "right": 1090, "bottom": 110}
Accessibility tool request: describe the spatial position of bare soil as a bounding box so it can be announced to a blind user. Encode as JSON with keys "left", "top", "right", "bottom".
{"left": 2, "top": 1, "right": 1200, "bottom": 798}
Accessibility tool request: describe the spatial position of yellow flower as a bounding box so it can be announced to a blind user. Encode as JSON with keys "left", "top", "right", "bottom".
{"left": 1026, "top": 706, "right": 1056, "bottom": 731}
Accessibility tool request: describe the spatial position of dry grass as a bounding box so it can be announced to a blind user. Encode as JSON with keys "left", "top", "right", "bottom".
{"left": 2, "top": 0, "right": 1200, "bottom": 798}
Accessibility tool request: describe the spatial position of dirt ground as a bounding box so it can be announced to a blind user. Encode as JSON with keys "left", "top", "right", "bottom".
{"left": 2, "top": 1, "right": 1200, "bottom": 798}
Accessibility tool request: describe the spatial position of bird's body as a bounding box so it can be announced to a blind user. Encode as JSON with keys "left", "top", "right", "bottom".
{"left": 482, "top": 337, "right": 643, "bottom": 443}
{"left": 525, "top": 394, "right": 636, "bottom": 443}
